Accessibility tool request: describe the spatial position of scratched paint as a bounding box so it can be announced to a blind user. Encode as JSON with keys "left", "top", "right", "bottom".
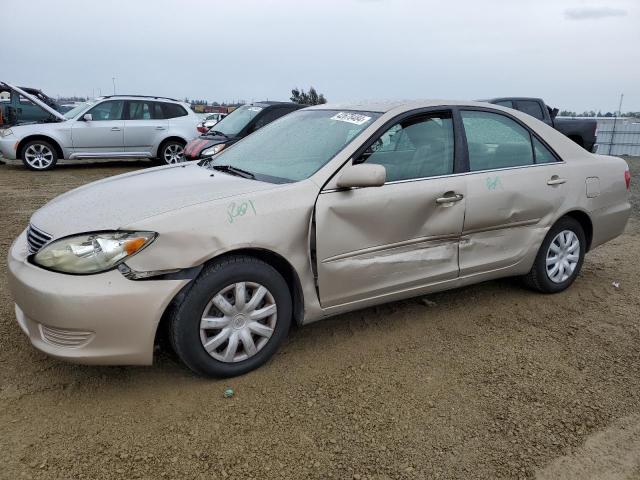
{"left": 227, "top": 200, "right": 257, "bottom": 224}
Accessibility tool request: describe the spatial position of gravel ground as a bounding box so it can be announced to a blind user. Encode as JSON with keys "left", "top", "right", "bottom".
{"left": 0, "top": 157, "right": 639, "bottom": 480}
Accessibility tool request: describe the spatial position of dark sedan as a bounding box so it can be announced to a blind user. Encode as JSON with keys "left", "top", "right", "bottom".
{"left": 184, "top": 101, "right": 304, "bottom": 160}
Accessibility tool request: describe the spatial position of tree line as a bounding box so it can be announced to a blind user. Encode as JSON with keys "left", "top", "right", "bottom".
{"left": 560, "top": 110, "right": 640, "bottom": 118}
{"left": 182, "top": 86, "right": 328, "bottom": 108}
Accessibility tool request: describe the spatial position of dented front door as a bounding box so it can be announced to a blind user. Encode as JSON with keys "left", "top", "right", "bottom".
{"left": 314, "top": 177, "right": 466, "bottom": 308}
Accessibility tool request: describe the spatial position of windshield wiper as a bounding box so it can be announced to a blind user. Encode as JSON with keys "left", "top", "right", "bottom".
{"left": 210, "top": 164, "right": 255, "bottom": 179}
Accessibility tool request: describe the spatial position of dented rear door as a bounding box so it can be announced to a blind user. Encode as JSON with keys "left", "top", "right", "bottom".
{"left": 314, "top": 177, "right": 466, "bottom": 308}
{"left": 457, "top": 109, "right": 566, "bottom": 276}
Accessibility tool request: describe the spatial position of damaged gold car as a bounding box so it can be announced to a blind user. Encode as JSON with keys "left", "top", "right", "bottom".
{"left": 8, "top": 101, "right": 631, "bottom": 377}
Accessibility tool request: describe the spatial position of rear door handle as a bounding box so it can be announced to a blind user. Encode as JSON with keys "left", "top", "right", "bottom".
{"left": 436, "top": 193, "right": 464, "bottom": 204}
{"left": 547, "top": 177, "right": 566, "bottom": 186}
{"left": 111, "top": 127, "right": 121, "bottom": 132}
{"left": 156, "top": 126, "right": 166, "bottom": 130}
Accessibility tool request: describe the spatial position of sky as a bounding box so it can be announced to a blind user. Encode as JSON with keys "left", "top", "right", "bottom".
{"left": 2, "top": 0, "right": 639, "bottom": 112}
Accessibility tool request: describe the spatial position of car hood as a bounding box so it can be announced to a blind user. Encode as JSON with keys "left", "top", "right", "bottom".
{"left": 1, "top": 82, "right": 66, "bottom": 121}
{"left": 30, "top": 163, "right": 277, "bottom": 238}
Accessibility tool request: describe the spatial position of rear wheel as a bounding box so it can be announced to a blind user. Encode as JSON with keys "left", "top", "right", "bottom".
{"left": 158, "top": 139, "right": 185, "bottom": 165}
{"left": 523, "top": 217, "right": 586, "bottom": 293}
{"left": 170, "top": 256, "right": 292, "bottom": 377}
{"left": 21, "top": 140, "right": 58, "bottom": 171}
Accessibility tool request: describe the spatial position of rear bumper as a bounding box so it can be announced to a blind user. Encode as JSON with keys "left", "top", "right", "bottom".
{"left": 7, "top": 230, "right": 189, "bottom": 365}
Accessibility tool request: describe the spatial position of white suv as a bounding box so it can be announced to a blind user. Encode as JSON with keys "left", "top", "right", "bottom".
{"left": 0, "top": 84, "right": 200, "bottom": 171}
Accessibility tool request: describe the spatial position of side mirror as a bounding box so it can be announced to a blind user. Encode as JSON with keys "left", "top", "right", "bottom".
{"left": 83, "top": 113, "right": 92, "bottom": 121}
{"left": 336, "top": 163, "right": 386, "bottom": 189}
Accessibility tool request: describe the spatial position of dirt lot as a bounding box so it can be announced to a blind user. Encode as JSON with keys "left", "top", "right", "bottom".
{"left": 1, "top": 158, "right": 639, "bottom": 480}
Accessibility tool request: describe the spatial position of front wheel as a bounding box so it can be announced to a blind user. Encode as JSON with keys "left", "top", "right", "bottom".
{"left": 21, "top": 140, "right": 58, "bottom": 171}
{"left": 158, "top": 140, "right": 185, "bottom": 165}
{"left": 523, "top": 216, "right": 586, "bottom": 293}
{"left": 169, "top": 256, "right": 292, "bottom": 377}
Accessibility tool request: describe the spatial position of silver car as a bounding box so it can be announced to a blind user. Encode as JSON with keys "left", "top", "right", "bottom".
{"left": 0, "top": 84, "right": 199, "bottom": 170}
{"left": 7, "top": 100, "right": 631, "bottom": 377}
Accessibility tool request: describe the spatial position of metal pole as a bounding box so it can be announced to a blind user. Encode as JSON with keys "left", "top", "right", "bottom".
{"left": 609, "top": 93, "right": 623, "bottom": 155}
{"left": 112, "top": 77, "right": 116, "bottom": 95}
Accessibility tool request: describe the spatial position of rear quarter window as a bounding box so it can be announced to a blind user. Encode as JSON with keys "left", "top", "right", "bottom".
{"left": 161, "top": 103, "right": 188, "bottom": 119}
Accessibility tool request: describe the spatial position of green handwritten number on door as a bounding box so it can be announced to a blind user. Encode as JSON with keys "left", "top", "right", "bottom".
{"left": 486, "top": 176, "right": 502, "bottom": 191}
{"left": 227, "top": 200, "right": 257, "bottom": 224}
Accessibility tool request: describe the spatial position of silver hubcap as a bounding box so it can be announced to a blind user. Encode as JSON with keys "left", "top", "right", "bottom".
{"left": 546, "top": 230, "right": 580, "bottom": 283}
{"left": 200, "top": 282, "right": 277, "bottom": 363}
{"left": 24, "top": 144, "right": 54, "bottom": 169}
{"left": 163, "top": 143, "right": 184, "bottom": 164}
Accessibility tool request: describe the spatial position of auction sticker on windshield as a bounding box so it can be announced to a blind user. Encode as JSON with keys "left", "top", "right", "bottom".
{"left": 330, "top": 112, "right": 372, "bottom": 125}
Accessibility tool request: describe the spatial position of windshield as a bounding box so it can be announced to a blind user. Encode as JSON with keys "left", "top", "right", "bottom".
{"left": 203, "top": 109, "right": 380, "bottom": 183}
{"left": 63, "top": 101, "right": 93, "bottom": 119}
{"left": 208, "top": 105, "right": 263, "bottom": 136}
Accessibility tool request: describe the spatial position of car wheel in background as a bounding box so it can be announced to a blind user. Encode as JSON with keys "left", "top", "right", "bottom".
{"left": 169, "top": 255, "right": 292, "bottom": 377}
{"left": 523, "top": 216, "right": 586, "bottom": 293}
{"left": 158, "top": 139, "right": 186, "bottom": 165}
{"left": 21, "top": 140, "right": 58, "bottom": 171}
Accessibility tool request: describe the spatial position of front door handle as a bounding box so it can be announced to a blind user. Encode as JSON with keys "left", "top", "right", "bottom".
{"left": 436, "top": 193, "right": 464, "bottom": 204}
{"left": 547, "top": 176, "right": 566, "bottom": 186}
{"left": 111, "top": 127, "right": 121, "bottom": 132}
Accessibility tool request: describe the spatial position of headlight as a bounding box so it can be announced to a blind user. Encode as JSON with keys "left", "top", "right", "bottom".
{"left": 33, "top": 231, "right": 156, "bottom": 274}
{"left": 0, "top": 128, "right": 13, "bottom": 137}
{"left": 201, "top": 144, "right": 226, "bottom": 157}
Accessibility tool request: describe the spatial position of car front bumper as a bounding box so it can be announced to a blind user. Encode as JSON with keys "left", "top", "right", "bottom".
{"left": 7, "top": 230, "right": 190, "bottom": 365}
{"left": 0, "top": 136, "right": 18, "bottom": 160}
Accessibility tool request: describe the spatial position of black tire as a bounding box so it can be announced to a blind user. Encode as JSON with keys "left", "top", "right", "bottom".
{"left": 157, "top": 139, "right": 186, "bottom": 165}
{"left": 20, "top": 139, "right": 58, "bottom": 171}
{"left": 523, "top": 216, "right": 586, "bottom": 293}
{"left": 169, "top": 255, "right": 292, "bottom": 377}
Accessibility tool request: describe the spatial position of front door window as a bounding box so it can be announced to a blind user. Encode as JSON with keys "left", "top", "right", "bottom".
{"left": 362, "top": 113, "right": 455, "bottom": 181}
{"left": 87, "top": 100, "right": 124, "bottom": 121}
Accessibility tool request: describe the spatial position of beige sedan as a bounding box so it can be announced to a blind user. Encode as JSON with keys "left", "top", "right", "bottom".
{"left": 7, "top": 101, "right": 631, "bottom": 377}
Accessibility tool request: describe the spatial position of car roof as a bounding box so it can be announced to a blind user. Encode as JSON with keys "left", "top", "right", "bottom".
{"left": 95, "top": 95, "right": 180, "bottom": 102}
{"left": 250, "top": 101, "right": 304, "bottom": 109}
{"left": 306, "top": 99, "right": 502, "bottom": 113}
{"left": 482, "top": 97, "right": 545, "bottom": 103}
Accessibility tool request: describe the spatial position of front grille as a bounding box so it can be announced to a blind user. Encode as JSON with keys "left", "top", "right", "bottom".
{"left": 39, "top": 324, "right": 95, "bottom": 348}
{"left": 26, "top": 224, "right": 52, "bottom": 254}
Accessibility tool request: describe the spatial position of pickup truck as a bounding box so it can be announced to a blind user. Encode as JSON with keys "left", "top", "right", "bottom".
{"left": 485, "top": 97, "right": 597, "bottom": 152}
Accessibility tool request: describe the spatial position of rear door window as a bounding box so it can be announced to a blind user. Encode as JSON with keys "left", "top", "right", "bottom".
{"left": 516, "top": 101, "right": 545, "bottom": 120}
{"left": 461, "top": 110, "right": 534, "bottom": 171}
{"left": 128, "top": 100, "right": 160, "bottom": 120}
